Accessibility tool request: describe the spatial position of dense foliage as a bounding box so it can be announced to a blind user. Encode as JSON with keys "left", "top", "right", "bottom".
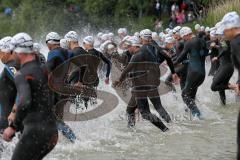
{"left": 0, "top": 0, "right": 235, "bottom": 37}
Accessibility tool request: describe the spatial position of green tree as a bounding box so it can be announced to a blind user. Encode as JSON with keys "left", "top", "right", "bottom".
{"left": 129, "top": 0, "right": 152, "bottom": 18}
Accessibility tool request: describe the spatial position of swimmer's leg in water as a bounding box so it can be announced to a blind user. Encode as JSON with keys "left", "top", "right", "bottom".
{"left": 136, "top": 97, "right": 169, "bottom": 132}
{"left": 11, "top": 124, "right": 58, "bottom": 160}
{"left": 57, "top": 120, "right": 76, "bottom": 143}
{"left": 149, "top": 96, "right": 172, "bottom": 123}
{"left": 126, "top": 95, "right": 138, "bottom": 128}
{"left": 181, "top": 71, "right": 205, "bottom": 117}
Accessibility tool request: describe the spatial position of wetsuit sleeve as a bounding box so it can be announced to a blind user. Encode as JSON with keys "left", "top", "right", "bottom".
{"left": 68, "top": 51, "right": 74, "bottom": 59}
{"left": 46, "top": 57, "right": 62, "bottom": 72}
{"left": 46, "top": 50, "right": 66, "bottom": 72}
{"left": 174, "top": 42, "right": 190, "bottom": 65}
{"left": 119, "top": 55, "right": 137, "bottom": 82}
{"left": 216, "top": 41, "right": 228, "bottom": 59}
{"left": 12, "top": 73, "right": 32, "bottom": 131}
{"left": 119, "top": 63, "right": 133, "bottom": 83}
{"left": 112, "top": 52, "right": 126, "bottom": 64}
{"left": 238, "top": 72, "right": 240, "bottom": 84}
{"left": 176, "top": 42, "right": 184, "bottom": 56}
{"left": 231, "top": 40, "right": 240, "bottom": 83}
{"left": 99, "top": 52, "right": 112, "bottom": 78}
{"left": 160, "top": 50, "right": 176, "bottom": 74}
{"left": 217, "top": 48, "right": 227, "bottom": 59}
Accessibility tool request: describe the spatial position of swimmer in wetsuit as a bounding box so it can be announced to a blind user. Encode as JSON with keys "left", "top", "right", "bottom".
{"left": 46, "top": 32, "right": 76, "bottom": 142}
{"left": 211, "top": 40, "right": 235, "bottom": 105}
{"left": 3, "top": 33, "right": 58, "bottom": 160}
{"left": 219, "top": 12, "right": 240, "bottom": 159}
{"left": 114, "top": 32, "right": 179, "bottom": 131}
{"left": 166, "top": 28, "right": 189, "bottom": 90}
{"left": 174, "top": 27, "right": 209, "bottom": 117}
{"left": 112, "top": 39, "right": 139, "bottom": 128}
{"left": 0, "top": 36, "right": 20, "bottom": 133}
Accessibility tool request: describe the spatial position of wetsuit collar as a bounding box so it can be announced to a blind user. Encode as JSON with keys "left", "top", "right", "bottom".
{"left": 51, "top": 47, "right": 62, "bottom": 52}
{"left": 21, "top": 60, "right": 37, "bottom": 68}
{"left": 73, "top": 46, "right": 83, "bottom": 50}
{"left": 234, "top": 33, "right": 240, "bottom": 39}
{"left": 6, "top": 60, "right": 17, "bottom": 65}
{"left": 87, "top": 48, "right": 95, "bottom": 52}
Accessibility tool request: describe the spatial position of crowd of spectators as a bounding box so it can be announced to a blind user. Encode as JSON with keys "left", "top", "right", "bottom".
{"left": 154, "top": 0, "right": 208, "bottom": 30}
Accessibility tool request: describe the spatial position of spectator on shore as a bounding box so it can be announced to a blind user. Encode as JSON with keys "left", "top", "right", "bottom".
{"left": 154, "top": 18, "right": 163, "bottom": 32}
{"left": 171, "top": 3, "right": 179, "bottom": 15}
{"left": 4, "top": 7, "right": 12, "bottom": 16}
{"left": 187, "top": 11, "right": 195, "bottom": 22}
{"left": 176, "top": 10, "right": 186, "bottom": 25}
{"left": 155, "top": 0, "right": 161, "bottom": 17}
{"left": 180, "top": 1, "right": 188, "bottom": 11}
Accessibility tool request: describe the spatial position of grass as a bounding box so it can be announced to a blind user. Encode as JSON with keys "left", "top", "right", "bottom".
{"left": 204, "top": 0, "right": 240, "bottom": 27}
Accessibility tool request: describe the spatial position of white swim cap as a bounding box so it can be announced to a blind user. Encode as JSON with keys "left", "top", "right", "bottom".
{"left": 46, "top": 32, "right": 60, "bottom": 44}
{"left": 0, "top": 36, "right": 14, "bottom": 53}
{"left": 140, "top": 29, "right": 152, "bottom": 40}
{"left": 64, "top": 31, "right": 79, "bottom": 42}
{"left": 180, "top": 27, "right": 192, "bottom": 38}
{"left": 12, "top": 32, "right": 34, "bottom": 54}
{"left": 83, "top": 36, "right": 94, "bottom": 45}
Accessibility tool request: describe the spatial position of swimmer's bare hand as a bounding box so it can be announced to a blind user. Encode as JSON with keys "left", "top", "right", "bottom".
{"left": 212, "top": 57, "right": 218, "bottom": 62}
{"left": 74, "top": 82, "right": 87, "bottom": 90}
{"left": 210, "top": 42, "right": 216, "bottom": 48}
{"left": 172, "top": 73, "right": 180, "bottom": 85}
{"left": 229, "top": 83, "right": 240, "bottom": 95}
{"left": 8, "top": 112, "right": 16, "bottom": 124}
{"left": 3, "top": 127, "right": 15, "bottom": 142}
{"left": 105, "top": 78, "right": 110, "bottom": 85}
{"left": 237, "top": 84, "right": 240, "bottom": 96}
{"left": 8, "top": 105, "right": 17, "bottom": 123}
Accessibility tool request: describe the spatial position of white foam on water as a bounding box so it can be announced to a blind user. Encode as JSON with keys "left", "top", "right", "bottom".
{"left": 45, "top": 63, "right": 238, "bottom": 159}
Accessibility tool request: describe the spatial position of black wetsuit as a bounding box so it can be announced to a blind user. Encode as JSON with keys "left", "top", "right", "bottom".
{"left": 46, "top": 47, "right": 70, "bottom": 119}
{"left": 112, "top": 51, "right": 132, "bottom": 69}
{"left": 80, "top": 48, "right": 111, "bottom": 86}
{"left": 168, "top": 40, "right": 188, "bottom": 90}
{"left": 204, "top": 34, "right": 211, "bottom": 42}
{"left": 231, "top": 34, "right": 240, "bottom": 85}
{"left": 197, "top": 31, "right": 206, "bottom": 39}
{"left": 119, "top": 43, "right": 176, "bottom": 131}
{"left": 208, "top": 40, "right": 220, "bottom": 76}
{"left": 211, "top": 41, "right": 234, "bottom": 105}
{"left": 68, "top": 47, "right": 87, "bottom": 84}
{"left": 230, "top": 34, "right": 240, "bottom": 160}
{"left": 47, "top": 47, "right": 69, "bottom": 72}
{"left": 10, "top": 60, "right": 57, "bottom": 160}
{"left": 162, "top": 47, "right": 177, "bottom": 91}
{"left": 0, "top": 60, "right": 20, "bottom": 132}
{"left": 46, "top": 47, "right": 77, "bottom": 142}
{"left": 150, "top": 41, "right": 176, "bottom": 122}
{"left": 70, "top": 47, "right": 111, "bottom": 85}
{"left": 174, "top": 37, "right": 208, "bottom": 116}
{"left": 112, "top": 51, "right": 137, "bottom": 127}
{"left": 36, "top": 53, "right": 46, "bottom": 65}
{"left": 68, "top": 47, "right": 111, "bottom": 109}
{"left": 100, "top": 42, "right": 117, "bottom": 76}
